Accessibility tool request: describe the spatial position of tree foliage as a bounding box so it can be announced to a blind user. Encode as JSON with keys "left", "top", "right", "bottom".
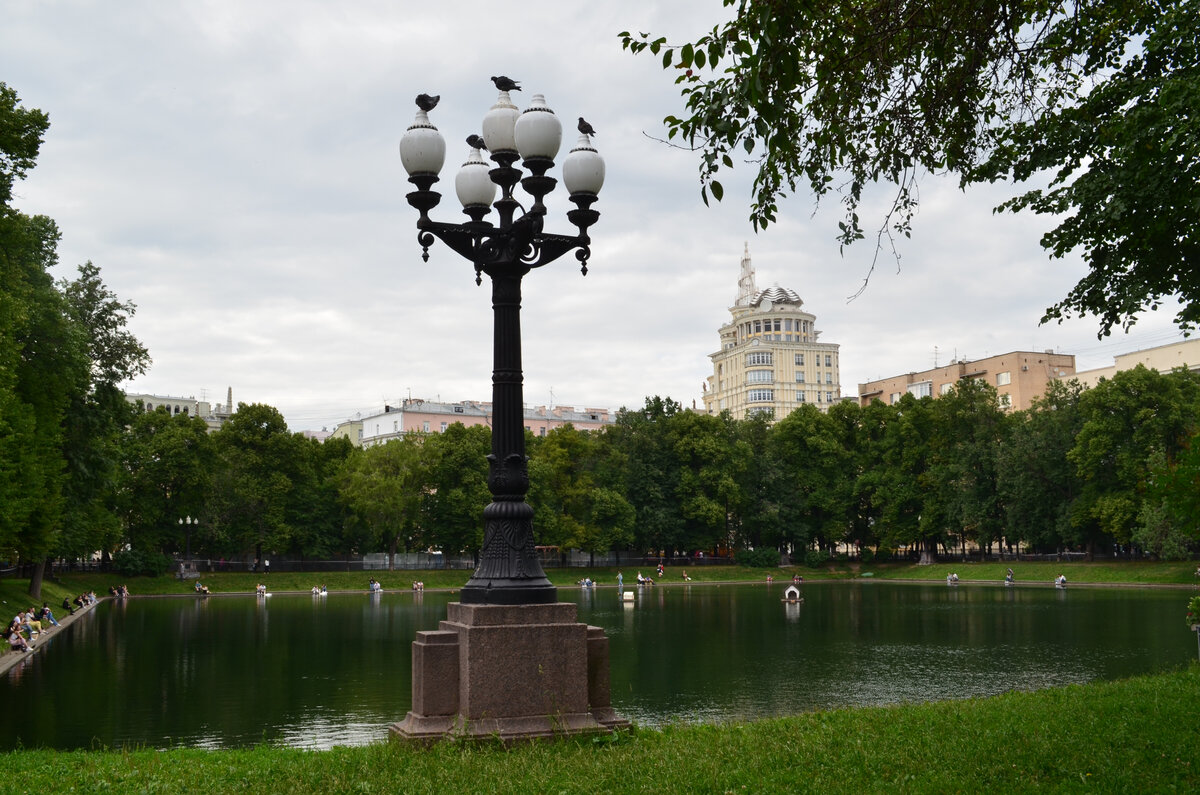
{"left": 620, "top": 0, "right": 1200, "bottom": 332}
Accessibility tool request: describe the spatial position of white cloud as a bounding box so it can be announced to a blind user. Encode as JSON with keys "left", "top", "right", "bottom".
{"left": 3, "top": 0, "right": 1185, "bottom": 430}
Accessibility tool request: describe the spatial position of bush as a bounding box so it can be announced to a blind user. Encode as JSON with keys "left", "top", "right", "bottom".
{"left": 860, "top": 548, "right": 875, "bottom": 564}
{"left": 734, "top": 547, "right": 780, "bottom": 568}
{"left": 804, "top": 548, "right": 830, "bottom": 569}
{"left": 112, "top": 549, "right": 173, "bottom": 577}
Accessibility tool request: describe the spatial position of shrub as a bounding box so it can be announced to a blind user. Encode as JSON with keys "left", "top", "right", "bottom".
{"left": 1187, "top": 595, "right": 1200, "bottom": 628}
{"left": 112, "top": 549, "right": 173, "bottom": 577}
{"left": 734, "top": 547, "right": 780, "bottom": 568}
{"left": 804, "top": 548, "right": 829, "bottom": 569}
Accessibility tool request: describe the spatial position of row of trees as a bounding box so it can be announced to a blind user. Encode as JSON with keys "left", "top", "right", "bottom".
{"left": 107, "top": 365, "right": 1200, "bottom": 572}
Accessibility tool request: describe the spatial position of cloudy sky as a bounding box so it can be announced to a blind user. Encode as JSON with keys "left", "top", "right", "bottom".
{"left": 3, "top": 1, "right": 1186, "bottom": 430}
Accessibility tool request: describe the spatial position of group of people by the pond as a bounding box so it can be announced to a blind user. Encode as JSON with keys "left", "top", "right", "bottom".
{"left": 311, "top": 584, "right": 328, "bottom": 595}
{"left": 4, "top": 594, "right": 96, "bottom": 654}
{"left": 368, "top": 578, "right": 383, "bottom": 593}
{"left": 194, "top": 581, "right": 210, "bottom": 595}
{"left": 108, "top": 584, "right": 130, "bottom": 598}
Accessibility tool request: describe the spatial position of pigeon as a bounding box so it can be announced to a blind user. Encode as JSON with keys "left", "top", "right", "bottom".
{"left": 577, "top": 117, "right": 596, "bottom": 136}
{"left": 466, "top": 134, "right": 488, "bottom": 151}
{"left": 491, "top": 75, "right": 521, "bottom": 92}
{"left": 416, "top": 93, "right": 439, "bottom": 112}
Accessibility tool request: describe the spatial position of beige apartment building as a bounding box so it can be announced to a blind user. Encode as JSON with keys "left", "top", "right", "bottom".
{"left": 858, "top": 351, "right": 1076, "bottom": 411}
{"left": 342, "top": 398, "right": 616, "bottom": 448}
{"left": 703, "top": 245, "right": 842, "bottom": 420}
{"left": 1070, "top": 338, "right": 1200, "bottom": 388}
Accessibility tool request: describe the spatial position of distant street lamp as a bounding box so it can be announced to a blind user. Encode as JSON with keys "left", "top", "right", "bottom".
{"left": 399, "top": 83, "right": 604, "bottom": 605}
{"left": 178, "top": 516, "right": 198, "bottom": 560}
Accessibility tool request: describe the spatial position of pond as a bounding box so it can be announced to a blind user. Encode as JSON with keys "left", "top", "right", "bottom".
{"left": 0, "top": 582, "right": 1190, "bottom": 750}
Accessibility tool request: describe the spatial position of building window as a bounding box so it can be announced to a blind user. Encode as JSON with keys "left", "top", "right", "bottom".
{"left": 440, "top": 422, "right": 448, "bottom": 432}
{"left": 795, "top": 353, "right": 804, "bottom": 366}
{"left": 998, "top": 393, "right": 1012, "bottom": 409}
{"left": 890, "top": 392, "right": 902, "bottom": 404}
{"left": 748, "top": 389, "right": 774, "bottom": 403}
{"left": 773, "top": 319, "right": 781, "bottom": 331}
{"left": 796, "top": 372, "right": 805, "bottom": 383}
{"left": 539, "top": 427, "right": 546, "bottom": 437}
{"left": 996, "top": 371, "right": 1012, "bottom": 386}
{"left": 747, "top": 369, "right": 774, "bottom": 383}
{"left": 753, "top": 320, "right": 762, "bottom": 334}
{"left": 940, "top": 382, "right": 954, "bottom": 395}
{"left": 749, "top": 406, "right": 774, "bottom": 418}
{"left": 817, "top": 392, "right": 823, "bottom": 403}
{"left": 824, "top": 354, "right": 832, "bottom": 367}
{"left": 784, "top": 319, "right": 793, "bottom": 331}
{"left": 826, "top": 391, "right": 834, "bottom": 403}
{"left": 826, "top": 372, "right": 833, "bottom": 384}
{"left": 746, "top": 351, "right": 773, "bottom": 366}
{"left": 908, "top": 381, "right": 932, "bottom": 398}
{"left": 423, "top": 421, "right": 430, "bottom": 432}
{"left": 798, "top": 391, "right": 806, "bottom": 403}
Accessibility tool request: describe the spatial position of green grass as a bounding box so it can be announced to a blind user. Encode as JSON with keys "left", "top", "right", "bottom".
{"left": 27, "top": 559, "right": 1197, "bottom": 599}
{"left": 4, "top": 667, "right": 1198, "bottom": 793}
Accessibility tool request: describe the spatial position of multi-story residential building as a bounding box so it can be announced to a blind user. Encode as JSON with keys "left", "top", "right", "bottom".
{"left": 343, "top": 398, "right": 616, "bottom": 448}
{"left": 124, "top": 387, "right": 236, "bottom": 432}
{"left": 703, "top": 245, "right": 842, "bottom": 419}
{"left": 1070, "top": 338, "right": 1200, "bottom": 388}
{"left": 857, "top": 351, "right": 1076, "bottom": 411}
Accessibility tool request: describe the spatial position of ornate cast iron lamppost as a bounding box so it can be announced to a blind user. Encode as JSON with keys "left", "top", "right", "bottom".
{"left": 399, "top": 86, "right": 605, "bottom": 606}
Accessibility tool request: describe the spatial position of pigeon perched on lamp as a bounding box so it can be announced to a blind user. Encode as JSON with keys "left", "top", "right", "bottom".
{"left": 490, "top": 75, "right": 521, "bottom": 92}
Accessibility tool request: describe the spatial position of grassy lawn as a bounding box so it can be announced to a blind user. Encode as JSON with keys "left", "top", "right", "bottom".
{"left": 3, "top": 666, "right": 1197, "bottom": 793}
{"left": 15, "top": 559, "right": 1195, "bottom": 599}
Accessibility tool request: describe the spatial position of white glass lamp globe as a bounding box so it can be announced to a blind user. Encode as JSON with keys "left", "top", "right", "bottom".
{"left": 399, "top": 109, "right": 446, "bottom": 176}
{"left": 563, "top": 134, "right": 605, "bottom": 195}
{"left": 455, "top": 147, "right": 496, "bottom": 208}
{"left": 514, "top": 94, "right": 562, "bottom": 161}
{"left": 481, "top": 91, "right": 519, "bottom": 154}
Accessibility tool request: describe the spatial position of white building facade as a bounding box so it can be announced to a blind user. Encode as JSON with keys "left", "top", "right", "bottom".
{"left": 703, "top": 245, "right": 842, "bottom": 419}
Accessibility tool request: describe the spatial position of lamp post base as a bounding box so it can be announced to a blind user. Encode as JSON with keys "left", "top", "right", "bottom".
{"left": 391, "top": 602, "right": 629, "bottom": 744}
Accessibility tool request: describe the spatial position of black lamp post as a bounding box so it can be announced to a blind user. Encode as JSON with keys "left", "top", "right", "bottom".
{"left": 400, "top": 85, "right": 604, "bottom": 605}
{"left": 178, "top": 515, "right": 197, "bottom": 560}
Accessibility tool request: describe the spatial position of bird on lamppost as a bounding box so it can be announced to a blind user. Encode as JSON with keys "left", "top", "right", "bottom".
{"left": 490, "top": 75, "right": 521, "bottom": 92}
{"left": 466, "top": 134, "right": 488, "bottom": 151}
{"left": 577, "top": 117, "right": 596, "bottom": 136}
{"left": 416, "top": 93, "right": 440, "bottom": 112}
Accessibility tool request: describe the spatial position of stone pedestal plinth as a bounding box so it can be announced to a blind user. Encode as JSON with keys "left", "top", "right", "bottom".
{"left": 391, "top": 602, "right": 629, "bottom": 743}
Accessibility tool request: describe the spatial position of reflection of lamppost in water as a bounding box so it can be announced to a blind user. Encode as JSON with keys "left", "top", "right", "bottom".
{"left": 399, "top": 83, "right": 604, "bottom": 605}
{"left": 178, "top": 516, "right": 197, "bottom": 560}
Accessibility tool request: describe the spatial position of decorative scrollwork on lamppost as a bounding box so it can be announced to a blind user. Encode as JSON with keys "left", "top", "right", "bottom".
{"left": 400, "top": 82, "right": 605, "bottom": 605}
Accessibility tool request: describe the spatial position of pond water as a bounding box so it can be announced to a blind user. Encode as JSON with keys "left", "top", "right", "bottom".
{"left": 0, "top": 582, "right": 1190, "bottom": 750}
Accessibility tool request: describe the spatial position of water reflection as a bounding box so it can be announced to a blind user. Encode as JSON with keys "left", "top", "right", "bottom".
{"left": 0, "top": 583, "right": 1189, "bottom": 750}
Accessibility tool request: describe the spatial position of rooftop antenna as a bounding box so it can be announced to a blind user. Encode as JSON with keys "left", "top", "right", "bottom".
{"left": 933, "top": 345, "right": 939, "bottom": 368}
{"left": 549, "top": 386, "right": 555, "bottom": 408}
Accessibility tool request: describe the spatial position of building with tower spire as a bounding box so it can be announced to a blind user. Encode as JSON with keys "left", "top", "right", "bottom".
{"left": 702, "top": 245, "right": 842, "bottom": 419}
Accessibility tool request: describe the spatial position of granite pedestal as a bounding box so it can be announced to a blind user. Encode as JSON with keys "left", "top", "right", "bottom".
{"left": 391, "top": 602, "right": 628, "bottom": 743}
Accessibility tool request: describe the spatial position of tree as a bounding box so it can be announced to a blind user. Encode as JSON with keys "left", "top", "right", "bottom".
{"left": 997, "top": 379, "right": 1086, "bottom": 552}
{"left": 767, "top": 404, "right": 851, "bottom": 556}
{"left": 610, "top": 397, "right": 687, "bottom": 554}
{"left": 117, "top": 407, "right": 213, "bottom": 557}
{"left": 621, "top": 0, "right": 1200, "bottom": 333}
{"left": 57, "top": 262, "right": 151, "bottom": 563}
{"left": 1070, "top": 366, "right": 1200, "bottom": 555}
{"left": 336, "top": 437, "right": 425, "bottom": 566}
{"left": 420, "top": 423, "right": 491, "bottom": 555}
{"left": 208, "top": 404, "right": 306, "bottom": 561}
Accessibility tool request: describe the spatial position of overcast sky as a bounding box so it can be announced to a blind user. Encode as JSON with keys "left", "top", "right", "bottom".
{"left": 3, "top": 1, "right": 1187, "bottom": 430}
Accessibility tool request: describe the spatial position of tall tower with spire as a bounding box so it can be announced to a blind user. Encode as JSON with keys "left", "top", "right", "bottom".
{"left": 735, "top": 241, "right": 757, "bottom": 307}
{"left": 703, "top": 246, "right": 842, "bottom": 419}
